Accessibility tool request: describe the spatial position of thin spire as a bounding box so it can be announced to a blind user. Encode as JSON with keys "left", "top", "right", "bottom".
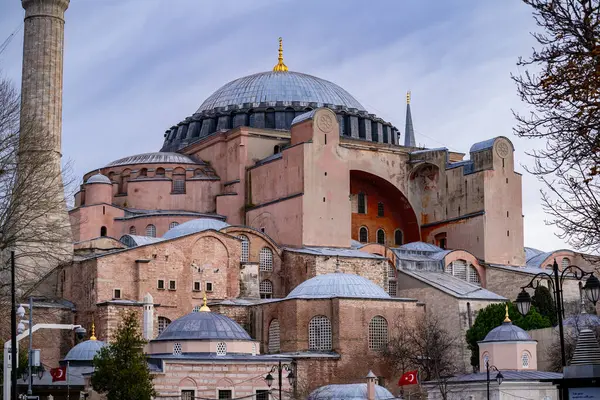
{"left": 503, "top": 303, "right": 511, "bottom": 323}
{"left": 90, "top": 321, "right": 97, "bottom": 341}
{"left": 404, "top": 91, "right": 416, "bottom": 147}
{"left": 200, "top": 292, "right": 210, "bottom": 312}
{"left": 272, "top": 37, "right": 289, "bottom": 72}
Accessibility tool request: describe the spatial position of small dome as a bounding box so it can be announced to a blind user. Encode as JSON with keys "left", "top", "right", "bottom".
{"left": 308, "top": 383, "right": 394, "bottom": 400}
{"left": 286, "top": 273, "right": 390, "bottom": 300}
{"left": 482, "top": 322, "right": 532, "bottom": 342}
{"left": 162, "top": 218, "right": 230, "bottom": 240}
{"left": 63, "top": 339, "right": 106, "bottom": 362}
{"left": 105, "top": 152, "right": 201, "bottom": 167}
{"left": 86, "top": 173, "right": 111, "bottom": 185}
{"left": 398, "top": 242, "right": 443, "bottom": 252}
{"left": 154, "top": 311, "right": 251, "bottom": 342}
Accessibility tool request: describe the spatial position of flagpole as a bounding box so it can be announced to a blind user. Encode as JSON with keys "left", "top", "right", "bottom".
{"left": 67, "top": 360, "right": 70, "bottom": 400}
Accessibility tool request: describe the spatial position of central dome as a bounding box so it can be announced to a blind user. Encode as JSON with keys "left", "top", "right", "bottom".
{"left": 197, "top": 71, "right": 366, "bottom": 113}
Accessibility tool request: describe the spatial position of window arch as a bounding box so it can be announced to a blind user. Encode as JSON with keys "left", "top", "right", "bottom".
{"left": 376, "top": 229, "right": 385, "bottom": 245}
{"left": 359, "top": 227, "right": 368, "bottom": 243}
{"left": 238, "top": 235, "right": 249, "bottom": 262}
{"left": 469, "top": 266, "right": 481, "bottom": 286}
{"left": 216, "top": 342, "right": 227, "bottom": 356}
{"left": 100, "top": 226, "right": 107, "bottom": 237}
{"left": 155, "top": 167, "right": 165, "bottom": 177}
{"left": 268, "top": 319, "right": 280, "bottom": 353}
{"left": 146, "top": 224, "right": 156, "bottom": 237}
{"left": 129, "top": 226, "right": 136, "bottom": 235}
{"left": 368, "top": 316, "right": 388, "bottom": 351}
{"left": 158, "top": 316, "right": 171, "bottom": 336}
{"left": 138, "top": 168, "right": 147, "bottom": 177}
{"left": 522, "top": 352, "right": 530, "bottom": 368}
{"left": 169, "top": 221, "right": 179, "bottom": 229}
{"left": 259, "top": 247, "right": 273, "bottom": 272}
{"left": 561, "top": 257, "right": 570, "bottom": 269}
{"left": 308, "top": 315, "right": 332, "bottom": 351}
{"left": 358, "top": 192, "right": 367, "bottom": 214}
{"left": 260, "top": 280, "right": 273, "bottom": 299}
{"left": 394, "top": 229, "right": 403, "bottom": 246}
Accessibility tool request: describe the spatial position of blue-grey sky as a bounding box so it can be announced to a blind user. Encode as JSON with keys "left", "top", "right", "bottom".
{"left": 0, "top": 0, "right": 567, "bottom": 252}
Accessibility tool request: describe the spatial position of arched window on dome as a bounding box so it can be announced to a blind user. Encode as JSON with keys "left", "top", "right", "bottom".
{"left": 107, "top": 171, "right": 115, "bottom": 182}
{"left": 371, "top": 121, "right": 379, "bottom": 142}
{"left": 562, "top": 257, "right": 570, "bottom": 269}
{"left": 394, "top": 229, "right": 403, "bottom": 246}
{"left": 309, "top": 315, "right": 332, "bottom": 351}
{"left": 260, "top": 247, "right": 273, "bottom": 272}
{"left": 172, "top": 167, "right": 186, "bottom": 194}
{"left": 138, "top": 168, "right": 147, "bottom": 178}
{"left": 146, "top": 224, "right": 156, "bottom": 238}
{"left": 265, "top": 108, "right": 276, "bottom": 129}
{"left": 285, "top": 107, "right": 295, "bottom": 128}
{"left": 129, "top": 226, "right": 136, "bottom": 235}
{"left": 169, "top": 221, "right": 179, "bottom": 229}
{"left": 268, "top": 319, "right": 280, "bottom": 353}
{"left": 100, "top": 226, "right": 107, "bottom": 237}
{"left": 359, "top": 227, "right": 368, "bottom": 243}
{"left": 238, "top": 235, "right": 249, "bottom": 262}
{"left": 260, "top": 280, "right": 273, "bottom": 299}
{"left": 382, "top": 125, "right": 389, "bottom": 143}
{"left": 248, "top": 110, "right": 256, "bottom": 127}
{"left": 157, "top": 316, "right": 171, "bottom": 336}
{"left": 155, "top": 167, "right": 165, "bottom": 178}
{"left": 377, "top": 229, "right": 385, "bottom": 245}
{"left": 368, "top": 316, "right": 388, "bottom": 351}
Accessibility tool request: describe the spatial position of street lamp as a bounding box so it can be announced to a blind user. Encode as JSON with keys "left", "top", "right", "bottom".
{"left": 485, "top": 361, "right": 503, "bottom": 400}
{"left": 264, "top": 360, "right": 295, "bottom": 399}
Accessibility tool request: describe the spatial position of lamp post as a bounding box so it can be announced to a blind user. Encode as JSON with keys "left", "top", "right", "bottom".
{"left": 485, "top": 361, "right": 503, "bottom": 400}
{"left": 10, "top": 251, "right": 17, "bottom": 400}
{"left": 264, "top": 360, "right": 295, "bottom": 400}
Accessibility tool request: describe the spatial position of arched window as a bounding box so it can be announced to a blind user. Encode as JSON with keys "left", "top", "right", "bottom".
{"left": 358, "top": 192, "right": 366, "bottom": 214}
{"left": 388, "top": 264, "right": 396, "bottom": 279}
{"left": 561, "top": 257, "right": 570, "bottom": 269}
{"left": 138, "top": 168, "right": 147, "bottom": 177}
{"left": 469, "top": 266, "right": 481, "bottom": 286}
{"left": 120, "top": 235, "right": 135, "bottom": 247}
{"left": 158, "top": 316, "right": 171, "bottom": 336}
{"left": 394, "top": 230, "right": 403, "bottom": 246}
{"left": 107, "top": 171, "right": 115, "bottom": 182}
{"left": 100, "top": 226, "right": 107, "bottom": 237}
{"left": 482, "top": 353, "right": 490, "bottom": 367}
{"left": 359, "top": 227, "right": 368, "bottom": 243}
{"left": 368, "top": 316, "right": 388, "bottom": 351}
{"left": 268, "top": 319, "right": 280, "bottom": 353}
{"left": 449, "top": 260, "right": 467, "bottom": 280}
{"left": 155, "top": 167, "right": 165, "bottom": 177}
{"left": 216, "top": 342, "right": 227, "bottom": 356}
{"left": 260, "top": 280, "right": 273, "bottom": 299}
{"left": 377, "top": 229, "right": 385, "bottom": 245}
{"left": 522, "top": 352, "right": 530, "bottom": 368}
{"left": 194, "top": 168, "right": 204, "bottom": 177}
{"left": 265, "top": 108, "right": 276, "bottom": 129}
{"left": 238, "top": 235, "right": 249, "bottom": 262}
{"left": 248, "top": 111, "right": 256, "bottom": 126}
{"left": 172, "top": 167, "right": 186, "bottom": 194}
{"left": 308, "top": 315, "right": 332, "bottom": 351}
{"left": 371, "top": 121, "right": 379, "bottom": 142}
{"left": 377, "top": 202, "right": 384, "bottom": 217}
{"left": 146, "top": 224, "right": 156, "bottom": 237}
{"left": 260, "top": 247, "right": 273, "bottom": 272}
{"left": 169, "top": 221, "right": 179, "bottom": 229}
{"left": 129, "top": 226, "right": 136, "bottom": 235}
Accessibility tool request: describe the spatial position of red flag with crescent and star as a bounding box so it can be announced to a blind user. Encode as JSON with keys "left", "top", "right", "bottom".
{"left": 398, "top": 370, "right": 418, "bottom": 386}
{"left": 50, "top": 366, "right": 67, "bottom": 382}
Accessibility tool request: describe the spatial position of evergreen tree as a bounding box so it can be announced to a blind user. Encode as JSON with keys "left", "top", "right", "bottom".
{"left": 92, "top": 311, "right": 156, "bottom": 400}
{"left": 466, "top": 302, "right": 551, "bottom": 368}
{"left": 532, "top": 285, "right": 558, "bottom": 326}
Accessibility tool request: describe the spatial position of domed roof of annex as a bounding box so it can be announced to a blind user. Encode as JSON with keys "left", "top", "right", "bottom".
{"left": 162, "top": 218, "right": 230, "bottom": 240}
{"left": 197, "top": 71, "right": 366, "bottom": 113}
{"left": 286, "top": 273, "right": 391, "bottom": 300}
{"left": 63, "top": 339, "right": 106, "bottom": 362}
{"left": 154, "top": 310, "right": 251, "bottom": 342}
{"left": 308, "top": 383, "right": 393, "bottom": 400}
{"left": 86, "top": 173, "right": 111, "bottom": 184}
{"left": 105, "top": 152, "right": 201, "bottom": 167}
{"left": 482, "top": 321, "right": 533, "bottom": 343}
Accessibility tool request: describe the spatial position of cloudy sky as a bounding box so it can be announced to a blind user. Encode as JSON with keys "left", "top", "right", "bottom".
{"left": 0, "top": 0, "right": 569, "bottom": 252}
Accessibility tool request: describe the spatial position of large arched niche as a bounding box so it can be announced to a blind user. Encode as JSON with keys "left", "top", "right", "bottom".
{"left": 350, "top": 170, "right": 420, "bottom": 245}
{"left": 408, "top": 163, "right": 442, "bottom": 225}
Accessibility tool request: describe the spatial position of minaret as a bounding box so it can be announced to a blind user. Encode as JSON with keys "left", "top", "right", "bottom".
{"left": 15, "top": 0, "right": 73, "bottom": 282}
{"left": 404, "top": 91, "right": 416, "bottom": 147}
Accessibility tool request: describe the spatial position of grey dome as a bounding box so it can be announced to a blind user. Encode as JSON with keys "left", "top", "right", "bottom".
{"left": 63, "top": 339, "right": 106, "bottom": 362}
{"left": 162, "top": 218, "right": 229, "bottom": 240}
{"left": 154, "top": 311, "right": 251, "bottom": 342}
{"left": 197, "top": 71, "right": 365, "bottom": 113}
{"left": 308, "top": 383, "right": 394, "bottom": 400}
{"left": 286, "top": 273, "right": 390, "bottom": 300}
{"left": 86, "top": 173, "right": 111, "bottom": 184}
{"left": 105, "top": 152, "right": 201, "bottom": 167}
{"left": 398, "top": 242, "right": 443, "bottom": 252}
{"left": 482, "top": 322, "right": 532, "bottom": 342}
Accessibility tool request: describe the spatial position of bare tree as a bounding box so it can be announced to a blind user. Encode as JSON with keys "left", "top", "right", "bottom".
{"left": 383, "top": 314, "right": 461, "bottom": 400}
{"left": 513, "top": 0, "right": 600, "bottom": 253}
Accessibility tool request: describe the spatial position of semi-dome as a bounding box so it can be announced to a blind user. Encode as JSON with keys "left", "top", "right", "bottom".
{"left": 105, "top": 152, "right": 201, "bottom": 167}
{"left": 162, "top": 218, "right": 229, "bottom": 240}
{"left": 63, "top": 339, "right": 106, "bottom": 362}
{"left": 307, "top": 383, "right": 394, "bottom": 400}
{"left": 86, "top": 173, "right": 111, "bottom": 184}
{"left": 482, "top": 322, "right": 532, "bottom": 342}
{"left": 197, "top": 71, "right": 366, "bottom": 113}
{"left": 154, "top": 311, "right": 251, "bottom": 342}
{"left": 286, "top": 273, "right": 390, "bottom": 300}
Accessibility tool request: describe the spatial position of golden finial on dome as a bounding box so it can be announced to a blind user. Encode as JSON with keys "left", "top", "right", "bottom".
{"left": 90, "top": 321, "right": 97, "bottom": 341}
{"left": 504, "top": 303, "right": 511, "bottom": 323}
{"left": 272, "top": 37, "right": 289, "bottom": 72}
{"left": 406, "top": 91, "right": 411, "bottom": 105}
{"left": 200, "top": 292, "right": 210, "bottom": 312}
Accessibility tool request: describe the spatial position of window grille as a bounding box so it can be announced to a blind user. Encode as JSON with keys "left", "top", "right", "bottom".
{"left": 308, "top": 315, "right": 332, "bottom": 351}
{"left": 358, "top": 193, "right": 366, "bottom": 214}
{"left": 377, "top": 229, "right": 385, "bottom": 245}
{"left": 445, "top": 264, "right": 452, "bottom": 274}
{"left": 256, "top": 390, "right": 269, "bottom": 400}
{"left": 388, "top": 280, "right": 397, "bottom": 297}
{"left": 216, "top": 342, "right": 227, "bottom": 356}
{"left": 193, "top": 305, "right": 200, "bottom": 313}
{"left": 369, "top": 316, "right": 388, "bottom": 351}
{"left": 181, "top": 390, "right": 194, "bottom": 400}
{"left": 259, "top": 247, "right": 273, "bottom": 272}
{"left": 359, "top": 227, "right": 368, "bottom": 243}
{"left": 238, "top": 235, "right": 249, "bottom": 262}
{"left": 388, "top": 264, "right": 396, "bottom": 279}
{"left": 562, "top": 257, "right": 570, "bottom": 269}
{"left": 120, "top": 235, "right": 134, "bottom": 247}
{"left": 252, "top": 343, "right": 257, "bottom": 356}
{"left": 452, "top": 260, "right": 467, "bottom": 281}
{"left": 169, "top": 221, "right": 179, "bottom": 229}
{"left": 173, "top": 179, "right": 185, "bottom": 193}
{"left": 173, "top": 342, "right": 182, "bottom": 355}
{"left": 146, "top": 224, "right": 156, "bottom": 237}
{"left": 218, "top": 390, "right": 232, "bottom": 400}
{"left": 268, "top": 320, "right": 281, "bottom": 353}
{"left": 377, "top": 202, "right": 384, "bottom": 217}
{"left": 522, "top": 352, "right": 530, "bottom": 368}
{"left": 158, "top": 317, "right": 171, "bottom": 336}
{"left": 129, "top": 226, "right": 136, "bottom": 235}
{"left": 394, "top": 230, "right": 403, "bottom": 246}
{"left": 469, "top": 266, "right": 481, "bottom": 286}
{"left": 260, "top": 280, "right": 273, "bottom": 299}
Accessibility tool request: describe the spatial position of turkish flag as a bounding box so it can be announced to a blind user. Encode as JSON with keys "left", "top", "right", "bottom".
{"left": 398, "top": 370, "right": 418, "bottom": 386}
{"left": 50, "top": 366, "right": 67, "bottom": 382}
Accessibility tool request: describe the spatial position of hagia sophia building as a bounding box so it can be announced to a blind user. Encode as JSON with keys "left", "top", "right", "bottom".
{"left": 11, "top": 1, "right": 596, "bottom": 399}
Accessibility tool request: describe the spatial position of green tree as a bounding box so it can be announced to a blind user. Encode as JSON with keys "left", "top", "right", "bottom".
{"left": 532, "top": 285, "right": 557, "bottom": 326}
{"left": 91, "top": 312, "right": 156, "bottom": 400}
{"left": 466, "top": 302, "right": 551, "bottom": 368}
